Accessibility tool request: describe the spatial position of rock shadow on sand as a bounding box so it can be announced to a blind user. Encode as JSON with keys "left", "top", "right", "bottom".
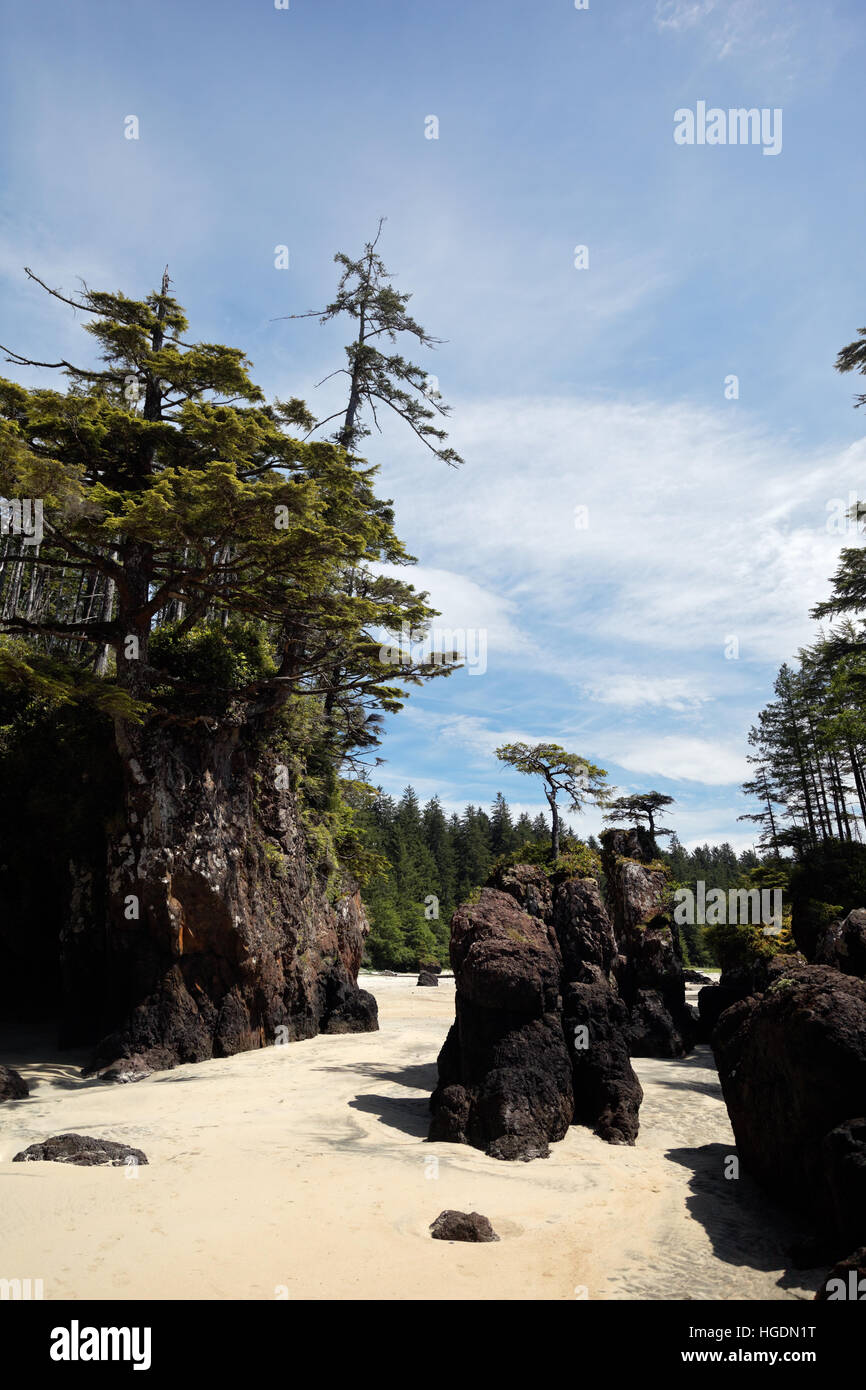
{"left": 665, "top": 1142, "right": 825, "bottom": 1295}
{"left": 347, "top": 1092, "right": 431, "bottom": 1139}
{"left": 315, "top": 1060, "right": 438, "bottom": 1091}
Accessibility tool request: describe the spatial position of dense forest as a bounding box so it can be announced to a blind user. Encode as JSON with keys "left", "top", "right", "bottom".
{"left": 351, "top": 784, "right": 769, "bottom": 969}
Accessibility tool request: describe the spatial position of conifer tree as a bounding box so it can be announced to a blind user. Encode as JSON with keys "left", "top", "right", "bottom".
{"left": 495, "top": 742, "right": 609, "bottom": 859}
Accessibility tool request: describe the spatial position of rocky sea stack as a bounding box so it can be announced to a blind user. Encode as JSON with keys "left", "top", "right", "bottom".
{"left": 0, "top": 720, "right": 378, "bottom": 1079}
{"left": 429, "top": 827, "right": 691, "bottom": 1160}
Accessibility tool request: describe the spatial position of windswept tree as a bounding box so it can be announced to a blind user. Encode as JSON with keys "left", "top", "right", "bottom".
{"left": 277, "top": 220, "right": 463, "bottom": 465}
{"left": 495, "top": 742, "right": 609, "bottom": 859}
{"left": 275, "top": 223, "right": 463, "bottom": 732}
{"left": 603, "top": 791, "right": 675, "bottom": 841}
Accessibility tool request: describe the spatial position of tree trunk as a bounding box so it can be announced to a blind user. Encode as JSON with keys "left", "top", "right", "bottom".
{"left": 548, "top": 791, "right": 560, "bottom": 860}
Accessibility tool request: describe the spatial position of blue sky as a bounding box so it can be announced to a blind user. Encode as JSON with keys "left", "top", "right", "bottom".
{"left": 2, "top": 0, "right": 865, "bottom": 847}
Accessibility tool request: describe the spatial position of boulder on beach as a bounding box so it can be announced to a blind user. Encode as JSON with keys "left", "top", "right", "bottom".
{"left": 12, "top": 1133, "right": 149, "bottom": 1167}
{"left": 430, "top": 1209, "right": 499, "bottom": 1242}
{"left": 417, "top": 971, "right": 439, "bottom": 987}
{"left": 0, "top": 1064, "right": 29, "bottom": 1101}
{"left": 713, "top": 964, "right": 866, "bottom": 1246}
{"left": 814, "top": 908, "right": 866, "bottom": 978}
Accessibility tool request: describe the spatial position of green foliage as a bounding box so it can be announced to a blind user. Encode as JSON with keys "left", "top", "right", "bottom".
{"left": 149, "top": 618, "right": 276, "bottom": 696}
{"left": 352, "top": 790, "right": 582, "bottom": 970}
{"left": 788, "top": 838, "right": 866, "bottom": 915}
{"left": 705, "top": 918, "right": 781, "bottom": 971}
{"left": 285, "top": 221, "right": 464, "bottom": 467}
{"left": 495, "top": 741, "right": 609, "bottom": 856}
{"left": 604, "top": 790, "right": 675, "bottom": 839}
{"left": 491, "top": 835, "right": 600, "bottom": 883}
{"left": 0, "top": 268, "right": 454, "bottom": 765}
{"left": 262, "top": 841, "right": 289, "bottom": 880}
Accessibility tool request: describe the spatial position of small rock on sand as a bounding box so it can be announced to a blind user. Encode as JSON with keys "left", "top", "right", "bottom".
{"left": 430, "top": 1210, "right": 499, "bottom": 1242}
{"left": 12, "top": 1134, "right": 148, "bottom": 1167}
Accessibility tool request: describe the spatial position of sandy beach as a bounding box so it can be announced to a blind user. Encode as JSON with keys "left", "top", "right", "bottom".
{"left": 0, "top": 974, "right": 824, "bottom": 1301}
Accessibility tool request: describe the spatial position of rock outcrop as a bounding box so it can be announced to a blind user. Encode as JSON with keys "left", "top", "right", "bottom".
{"left": 814, "top": 908, "right": 866, "bottom": 978}
{"left": 683, "top": 969, "right": 714, "bottom": 985}
{"left": 13, "top": 1134, "right": 148, "bottom": 1167}
{"left": 601, "top": 829, "right": 695, "bottom": 1057}
{"left": 697, "top": 952, "right": 807, "bottom": 1038}
{"left": 713, "top": 963, "right": 866, "bottom": 1253}
{"left": 0, "top": 1064, "right": 29, "bottom": 1101}
{"left": 563, "top": 976, "right": 642, "bottom": 1144}
{"left": 0, "top": 706, "right": 379, "bottom": 1076}
{"left": 429, "top": 887, "right": 574, "bottom": 1160}
{"left": 429, "top": 862, "right": 643, "bottom": 1158}
{"left": 75, "top": 731, "right": 378, "bottom": 1077}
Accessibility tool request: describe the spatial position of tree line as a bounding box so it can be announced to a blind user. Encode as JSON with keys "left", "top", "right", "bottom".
{"left": 741, "top": 320, "right": 866, "bottom": 860}
{"left": 353, "top": 787, "right": 567, "bottom": 968}
{"left": 352, "top": 784, "right": 773, "bottom": 970}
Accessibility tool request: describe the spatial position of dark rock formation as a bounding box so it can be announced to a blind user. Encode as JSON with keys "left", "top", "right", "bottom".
{"left": 683, "top": 969, "right": 714, "bottom": 985}
{"left": 697, "top": 982, "right": 732, "bottom": 1037}
{"left": 553, "top": 876, "right": 617, "bottom": 980}
{"left": 430, "top": 862, "right": 644, "bottom": 1158}
{"left": 0, "top": 703, "right": 378, "bottom": 1076}
{"left": 815, "top": 1248, "right": 866, "bottom": 1300}
{"left": 428, "top": 887, "right": 574, "bottom": 1160}
{"left": 0, "top": 1064, "right": 29, "bottom": 1101}
{"left": 13, "top": 1133, "right": 148, "bottom": 1167}
{"left": 822, "top": 1118, "right": 866, "bottom": 1251}
{"left": 698, "top": 952, "right": 806, "bottom": 1039}
{"left": 713, "top": 964, "right": 866, "bottom": 1248}
{"left": 563, "top": 976, "right": 642, "bottom": 1144}
{"left": 487, "top": 862, "right": 553, "bottom": 922}
{"left": 77, "top": 734, "right": 377, "bottom": 1077}
{"left": 430, "top": 1210, "right": 499, "bottom": 1242}
{"left": 417, "top": 971, "right": 439, "bottom": 987}
{"left": 814, "top": 909, "right": 866, "bottom": 978}
{"left": 96, "top": 1056, "right": 154, "bottom": 1084}
{"left": 600, "top": 829, "right": 694, "bottom": 1057}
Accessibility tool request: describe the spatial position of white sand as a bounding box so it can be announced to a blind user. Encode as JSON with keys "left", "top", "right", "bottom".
{"left": 0, "top": 975, "right": 823, "bottom": 1300}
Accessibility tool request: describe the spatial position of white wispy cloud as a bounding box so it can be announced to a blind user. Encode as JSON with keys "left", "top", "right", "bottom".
{"left": 581, "top": 674, "right": 710, "bottom": 710}
{"left": 378, "top": 394, "right": 860, "bottom": 671}
{"left": 599, "top": 732, "right": 749, "bottom": 786}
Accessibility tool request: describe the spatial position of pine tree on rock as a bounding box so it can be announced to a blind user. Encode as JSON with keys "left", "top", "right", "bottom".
{"left": 0, "top": 268, "right": 451, "bottom": 1067}
{"left": 496, "top": 742, "right": 609, "bottom": 860}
